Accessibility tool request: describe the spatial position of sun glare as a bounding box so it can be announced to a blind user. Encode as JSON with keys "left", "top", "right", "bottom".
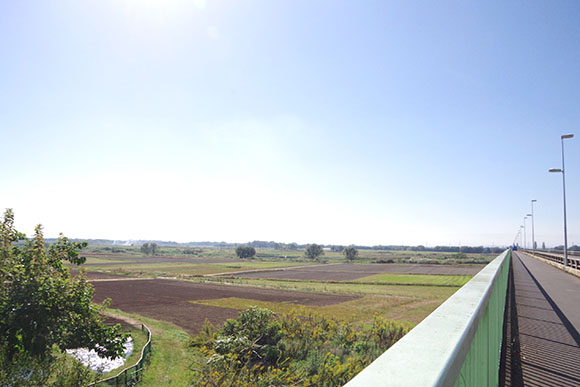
{"left": 193, "top": 0, "right": 207, "bottom": 9}
{"left": 124, "top": 0, "right": 207, "bottom": 20}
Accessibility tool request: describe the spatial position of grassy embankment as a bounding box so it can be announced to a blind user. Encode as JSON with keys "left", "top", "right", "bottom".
{"left": 100, "top": 309, "right": 194, "bottom": 386}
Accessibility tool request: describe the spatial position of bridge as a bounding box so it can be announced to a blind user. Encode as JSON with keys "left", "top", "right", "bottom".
{"left": 346, "top": 249, "right": 580, "bottom": 386}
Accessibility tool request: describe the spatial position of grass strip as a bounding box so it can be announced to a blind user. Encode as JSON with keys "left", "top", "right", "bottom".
{"left": 188, "top": 277, "right": 460, "bottom": 300}
{"left": 352, "top": 273, "right": 472, "bottom": 286}
{"left": 102, "top": 309, "right": 193, "bottom": 386}
{"left": 189, "top": 294, "right": 443, "bottom": 326}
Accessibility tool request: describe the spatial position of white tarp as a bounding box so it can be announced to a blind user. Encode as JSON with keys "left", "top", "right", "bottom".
{"left": 66, "top": 337, "right": 134, "bottom": 373}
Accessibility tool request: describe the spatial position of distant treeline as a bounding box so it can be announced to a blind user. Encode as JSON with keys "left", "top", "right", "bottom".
{"left": 41, "top": 238, "right": 507, "bottom": 253}
{"left": 359, "top": 245, "right": 506, "bottom": 254}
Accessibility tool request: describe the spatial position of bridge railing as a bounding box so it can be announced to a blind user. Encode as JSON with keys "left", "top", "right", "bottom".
{"left": 525, "top": 249, "right": 580, "bottom": 269}
{"left": 345, "top": 249, "right": 511, "bottom": 387}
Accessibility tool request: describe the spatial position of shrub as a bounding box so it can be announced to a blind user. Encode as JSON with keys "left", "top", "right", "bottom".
{"left": 190, "top": 307, "right": 410, "bottom": 386}
{"left": 235, "top": 246, "right": 256, "bottom": 259}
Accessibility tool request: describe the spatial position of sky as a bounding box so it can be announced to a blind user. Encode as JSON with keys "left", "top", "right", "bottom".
{"left": 1, "top": 0, "right": 579, "bottom": 247}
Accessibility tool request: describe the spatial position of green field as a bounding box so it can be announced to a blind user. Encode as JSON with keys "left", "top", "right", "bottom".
{"left": 193, "top": 277, "right": 462, "bottom": 300}
{"left": 190, "top": 294, "right": 443, "bottom": 325}
{"left": 353, "top": 273, "right": 472, "bottom": 286}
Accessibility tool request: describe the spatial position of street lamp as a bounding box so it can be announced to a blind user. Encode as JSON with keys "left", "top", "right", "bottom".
{"left": 549, "top": 133, "right": 574, "bottom": 266}
{"left": 523, "top": 216, "right": 528, "bottom": 249}
{"left": 526, "top": 214, "right": 532, "bottom": 249}
{"left": 515, "top": 228, "right": 522, "bottom": 249}
{"left": 531, "top": 200, "right": 537, "bottom": 251}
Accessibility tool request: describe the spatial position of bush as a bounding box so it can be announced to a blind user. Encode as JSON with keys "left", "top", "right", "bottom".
{"left": 375, "top": 259, "right": 394, "bottom": 264}
{"left": 140, "top": 242, "right": 158, "bottom": 255}
{"left": 235, "top": 246, "right": 256, "bottom": 259}
{"left": 190, "top": 308, "right": 410, "bottom": 386}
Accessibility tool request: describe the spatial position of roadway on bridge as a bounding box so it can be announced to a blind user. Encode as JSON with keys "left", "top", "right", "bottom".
{"left": 502, "top": 251, "right": 580, "bottom": 386}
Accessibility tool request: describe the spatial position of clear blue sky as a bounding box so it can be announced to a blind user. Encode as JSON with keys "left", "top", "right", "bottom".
{"left": 1, "top": 0, "right": 579, "bottom": 247}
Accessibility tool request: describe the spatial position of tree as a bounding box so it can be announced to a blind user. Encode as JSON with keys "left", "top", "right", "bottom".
{"left": 343, "top": 247, "right": 359, "bottom": 261}
{"left": 0, "top": 209, "right": 126, "bottom": 382}
{"left": 287, "top": 243, "right": 298, "bottom": 251}
{"left": 140, "top": 242, "right": 158, "bottom": 255}
{"left": 542, "top": 242, "right": 546, "bottom": 250}
{"left": 235, "top": 246, "right": 256, "bottom": 259}
{"left": 304, "top": 244, "right": 324, "bottom": 260}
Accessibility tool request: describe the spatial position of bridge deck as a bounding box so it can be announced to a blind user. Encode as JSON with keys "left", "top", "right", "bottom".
{"left": 501, "top": 251, "right": 580, "bottom": 386}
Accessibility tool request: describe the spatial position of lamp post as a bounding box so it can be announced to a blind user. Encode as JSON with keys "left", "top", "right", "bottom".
{"left": 523, "top": 216, "right": 528, "bottom": 249}
{"left": 515, "top": 228, "right": 522, "bottom": 249}
{"left": 531, "top": 200, "right": 537, "bottom": 251}
{"left": 526, "top": 214, "right": 532, "bottom": 250}
{"left": 549, "top": 133, "right": 574, "bottom": 267}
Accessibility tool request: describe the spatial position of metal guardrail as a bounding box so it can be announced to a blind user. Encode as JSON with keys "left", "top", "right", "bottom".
{"left": 345, "top": 250, "right": 511, "bottom": 387}
{"left": 524, "top": 250, "right": 580, "bottom": 269}
{"left": 533, "top": 248, "right": 580, "bottom": 257}
{"left": 89, "top": 323, "right": 152, "bottom": 387}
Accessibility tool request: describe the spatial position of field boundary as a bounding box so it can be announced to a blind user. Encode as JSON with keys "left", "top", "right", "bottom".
{"left": 201, "top": 276, "right": 466, "bottom": 288}
{"left": 88, "top": 277, "right": 151, "bottom": 283}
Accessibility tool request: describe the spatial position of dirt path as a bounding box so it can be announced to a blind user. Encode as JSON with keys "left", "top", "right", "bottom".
{"left": 101, "top": 310, "right": 143, "bottom": 327}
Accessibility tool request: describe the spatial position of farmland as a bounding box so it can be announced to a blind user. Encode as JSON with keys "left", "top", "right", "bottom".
{"left": 77, "top": 245, "right": 494, "bottom": 385}
{"left": 79, "top": 245, "right": 491, "bottom": 331}
{"left": 92, "top": 279, "right": 357, "bottom": 334}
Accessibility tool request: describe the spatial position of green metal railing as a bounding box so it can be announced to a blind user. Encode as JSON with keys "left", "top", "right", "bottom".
{"left": 455, "top": 250, "right": 509, "bottom": 387}
{"left": 345, "top": 250, "right": 511, "bottom": 387}
{"left": 89, "top": 323, "right": 152, "bottom": 387}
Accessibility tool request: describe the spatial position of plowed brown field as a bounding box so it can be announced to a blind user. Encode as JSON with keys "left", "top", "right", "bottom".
{"left": 92, "top": 279, "right": 357, "bottom": 334}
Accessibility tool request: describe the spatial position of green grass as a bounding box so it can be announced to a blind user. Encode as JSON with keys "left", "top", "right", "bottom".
{"left": 102, "top": 309, "right": 193, "bottom": 386}
{"left": 189, "top": 294, "right": 443, "bottom": 325}
{"left": 353, "top": 273, "right": 472, "bottom": 286}
{"left": 193, "top": 277, "right": 460, "bottom": 300}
